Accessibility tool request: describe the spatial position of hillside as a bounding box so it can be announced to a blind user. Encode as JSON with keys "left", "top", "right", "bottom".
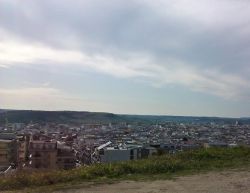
{"left": 0, "top": 110, "right": 124, "bottom": 125}
{"left": 0, "top": 147, "right": 250, "bottom": 192}
{"left": 1, "top": 109, "right": 250, "bottom": 125}
{"left": 54, "top": 170, "right": 250, "bottom": 193}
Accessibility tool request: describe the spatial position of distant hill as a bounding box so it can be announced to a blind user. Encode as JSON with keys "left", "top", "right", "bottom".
{"left": 0, "top": 109, "right": 250, "bottom": 125}
{"left": 0, "top": 110, "right": 124, "bottom": 125}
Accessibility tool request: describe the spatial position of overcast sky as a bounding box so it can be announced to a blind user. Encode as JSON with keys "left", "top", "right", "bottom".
{"left": 1, "top": 0, "right": 250, "bottom": 117}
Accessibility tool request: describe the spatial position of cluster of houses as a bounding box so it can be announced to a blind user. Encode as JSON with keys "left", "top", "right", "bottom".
{"left": 1, "top": 120, "right": 250, "bottom": 174}
{"left": 0, "top": 132, "right": 159, "bottom": 174}
{"left": 0, "top": 133, "right": 76, "bottom": 172}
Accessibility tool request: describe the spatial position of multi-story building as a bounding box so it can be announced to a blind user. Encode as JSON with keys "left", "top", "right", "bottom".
{"left": 29, "top": 140, "right": 76, "bottom": 169}
{"left": 0, "top": 139, "right": 18, "bottom": 171}
{"left": 57, "top": 148, "right": 76, "bottom": 170}
{"left": 94, "top": 142, "right": 144, "bottom": 163}
{"left": 17, "top": 135, "right": 29, "bottom": 167}
{"left": 29, "top": 141, "right": 57, "bottom": 169}
{"left": 56, "top": 141, "right": 76, "bottom": 169}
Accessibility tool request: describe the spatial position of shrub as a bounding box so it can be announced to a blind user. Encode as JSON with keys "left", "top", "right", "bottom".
{"left": 0, "top": 146, "right": 250, "bottom": 191}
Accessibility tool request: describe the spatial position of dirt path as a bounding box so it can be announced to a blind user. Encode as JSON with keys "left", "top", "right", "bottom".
{"left": 55, "top": 170, "right": 250, "bottom": 193}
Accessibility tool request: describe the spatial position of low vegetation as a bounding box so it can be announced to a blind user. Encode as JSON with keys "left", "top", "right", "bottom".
{"left": 1, "top": 146, "right": 250, "bottom": 191}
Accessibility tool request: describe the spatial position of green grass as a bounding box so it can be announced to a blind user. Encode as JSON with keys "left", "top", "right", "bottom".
{"left": 1, "top": 146, "right": 250, "bottom": 191}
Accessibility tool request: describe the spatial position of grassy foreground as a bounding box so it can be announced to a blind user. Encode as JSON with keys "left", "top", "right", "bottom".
{"left": 1, "top": 146, "right": 250, "bottom": 191}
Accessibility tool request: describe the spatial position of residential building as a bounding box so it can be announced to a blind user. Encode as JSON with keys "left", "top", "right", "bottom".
{"left": 57, "top": 142, "right": 76, "bottom": 169}
{"left": 29, "top": 140, "right": 57, "bottom": 169}
{"left": 0, "top": 139, "right": 18, "bottom": 171}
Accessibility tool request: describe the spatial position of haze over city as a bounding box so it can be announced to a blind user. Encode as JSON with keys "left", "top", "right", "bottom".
{"left": 1, "top": 0, "right": 250, "bottom": 117}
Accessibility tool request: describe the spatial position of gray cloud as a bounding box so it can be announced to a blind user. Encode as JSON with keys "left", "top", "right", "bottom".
{"left": 1, "top": 0, "right": 250, "bottom": 100}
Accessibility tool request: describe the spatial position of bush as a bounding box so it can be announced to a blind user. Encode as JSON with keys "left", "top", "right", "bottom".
{"left": 0, "top": 146, "right": 250, "bottom": 191}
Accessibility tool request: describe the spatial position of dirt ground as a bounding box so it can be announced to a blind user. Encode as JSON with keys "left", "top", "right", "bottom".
{"left": 54, "top": 170, "right": 250, "bottom": 193}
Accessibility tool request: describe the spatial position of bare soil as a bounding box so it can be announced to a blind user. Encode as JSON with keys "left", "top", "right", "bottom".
{"left": 55, "top": 170, "right": 250, "bottom": 193}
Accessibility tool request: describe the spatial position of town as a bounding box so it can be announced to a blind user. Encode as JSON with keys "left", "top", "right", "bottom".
{"left": 1, "top": 119, "right": 250, "bottom": 174}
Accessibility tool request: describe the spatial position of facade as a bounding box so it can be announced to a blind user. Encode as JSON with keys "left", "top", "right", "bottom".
{"left": 100, "top": 148, "right": 131, "bottom": 163}
{"left": 0, "top": 139, "right": 18, "bottom": 171}
{"left": 57, "top": 148, "right": 76, "bottom": 169}
{"left": 98, "top": 146, "right": 143, "bottom": 163}
{"left": 141, "top": 147, "right": 157, "bottom": 158}
{"left": 29, "top": 141, "right": 57, "bottom": 169}
{"left": 17, "top": 135, "right": 29, "bottom": 167}
{"left": 29, "top": 140, "right": 76, "bottom": 169}
{"left": 18, "top": 141, "right": 26, "bottom": 164}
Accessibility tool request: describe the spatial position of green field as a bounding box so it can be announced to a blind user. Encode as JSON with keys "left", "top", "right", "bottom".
{"left": 1, "top": 146, "right": 250, "bottom": 191}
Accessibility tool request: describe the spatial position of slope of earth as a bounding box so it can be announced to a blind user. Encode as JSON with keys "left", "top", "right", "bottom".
{"left": 54, "top": 170, "right": 250, "bottom": 193}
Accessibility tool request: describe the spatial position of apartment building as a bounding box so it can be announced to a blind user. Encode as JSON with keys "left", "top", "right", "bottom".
{"left": 29, "top": 140, "right": 57, "bottom": 169}
{"left": 0, "top": 139, "right": 18, "bottom": 171}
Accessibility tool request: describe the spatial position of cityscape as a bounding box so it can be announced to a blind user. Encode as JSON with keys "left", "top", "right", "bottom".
{"left": 1, "top": 110, "right": 250, "bottom": 174}
{"left": 1, "top": 0, "right": 250, "bottom": 192}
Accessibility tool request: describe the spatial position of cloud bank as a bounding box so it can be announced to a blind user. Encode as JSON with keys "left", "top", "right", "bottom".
{"left": 1, "top": 0, "right": 250, "bottom": 102}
